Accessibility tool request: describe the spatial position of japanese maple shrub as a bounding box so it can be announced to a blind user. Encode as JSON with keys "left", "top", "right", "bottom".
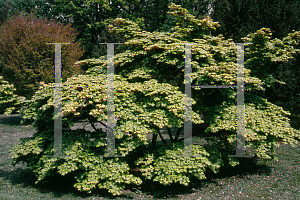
{"left": 9, "top": 3, "right": 300, "bottom": 196}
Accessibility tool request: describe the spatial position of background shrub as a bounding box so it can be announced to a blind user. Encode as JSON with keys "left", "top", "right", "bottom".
{"left": 0, "top": 11, "right": 85, "bottom": 100}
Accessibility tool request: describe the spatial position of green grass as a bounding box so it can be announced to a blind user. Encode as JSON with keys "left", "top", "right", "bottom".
{"left": 0, "top": 114, "right": 299, "bottom": 199}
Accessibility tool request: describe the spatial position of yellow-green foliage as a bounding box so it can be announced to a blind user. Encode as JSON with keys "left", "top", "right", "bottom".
{"left": 10, "top": 73, "right": 204, "bottom": 195}
{"left": 9, "top": 3, "right": 300, "bottom": 196}
{"left": 0, "top": 76, "right": 28, "bottom": 115}
{"left": 135, "top": 142, "right": 221, "bottom": 186}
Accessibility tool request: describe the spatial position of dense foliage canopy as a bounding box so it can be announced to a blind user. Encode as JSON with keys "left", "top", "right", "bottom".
{"left": 5, "top": 2, "right": 300, "bottom": 196}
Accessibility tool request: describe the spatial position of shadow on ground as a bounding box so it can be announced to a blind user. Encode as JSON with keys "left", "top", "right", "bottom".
{"left": 124, "top": 156, "right": 273, "bottom": 199}
{"left": 0, "top": 115, "right": 24, "bottom": 126}
{"left": 0, "top": 166, "right": 134, "bottom": 199}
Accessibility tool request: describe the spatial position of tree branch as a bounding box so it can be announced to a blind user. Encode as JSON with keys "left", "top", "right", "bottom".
{"left": 167, "top": 127, "right": 174, "bottom": 143}
{"left": 82, "top": 122, "right": 91, "bottom": 130}
{"left": 175, "top": 127, "right": 183, "bottom": 141}
{"left": 157, "top": 128, "right": 168, "bottom": 145}
{"left": 97, "top": 119, "right": 114, "bottom": 133}
{"left": 88, "top": 116, "right": 98, "bottom": 132}
{"left": 152, "top": 131, "right": 158, "bottom": 146}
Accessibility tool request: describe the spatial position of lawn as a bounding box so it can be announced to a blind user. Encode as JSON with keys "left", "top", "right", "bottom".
{"left": 0, "top": 114, "right": 299, "bottom": 199}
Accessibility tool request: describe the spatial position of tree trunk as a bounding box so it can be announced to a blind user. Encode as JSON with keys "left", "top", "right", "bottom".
{"left": 152, "top": 132, "right": 158, "bottom": 147}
